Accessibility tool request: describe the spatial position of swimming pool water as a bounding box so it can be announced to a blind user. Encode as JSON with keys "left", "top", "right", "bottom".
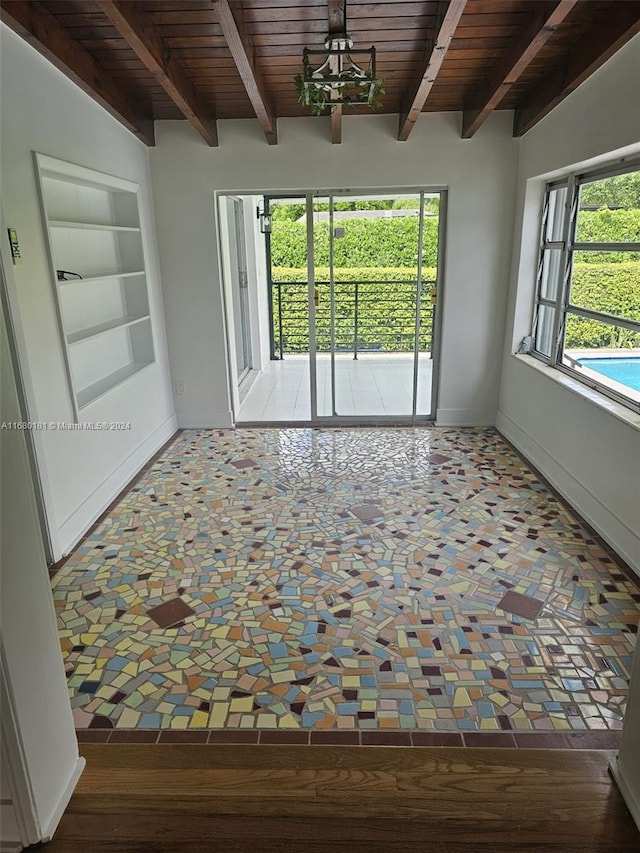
{"left": 578, "top": 357, "right": 640, "bottom": 391}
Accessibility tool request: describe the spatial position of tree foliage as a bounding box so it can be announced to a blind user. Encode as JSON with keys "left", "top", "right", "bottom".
{"left": 579, "top": 171, "right": 640, "bottom": 209}
{"left": 576, "top": 208, "right": 640, "bottom": 256}
{"left": 270, "top": 217, "right": 439, "bottom": 268}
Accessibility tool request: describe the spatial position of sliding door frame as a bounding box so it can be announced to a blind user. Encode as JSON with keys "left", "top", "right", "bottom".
{"left": 306, "top": 186, "right": 447, "bottom": 425}
{"left": 216, "top": 185, "right": 447, "bottom": 426}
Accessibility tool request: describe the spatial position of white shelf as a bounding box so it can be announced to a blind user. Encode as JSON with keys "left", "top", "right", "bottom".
{"left": 36, "top": 153, "right": 156, "bottom": 415}
{"left": 57, "top": 270, "right": 145, "bottom": 285}
{"left": 67, "top": 314, "right": 150, "bottom": 345}
{"left": 49, "top": 220, "right": 141, "bottom": 233}
{"left": 76, "top": 360, "right": 154, "bottom": 409}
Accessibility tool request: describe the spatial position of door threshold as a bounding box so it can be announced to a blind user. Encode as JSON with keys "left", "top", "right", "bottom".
{"left": 235, "top": 419, "right": 435, "bottom": 429}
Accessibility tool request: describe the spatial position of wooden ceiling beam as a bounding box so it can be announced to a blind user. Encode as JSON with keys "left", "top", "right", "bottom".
{"left": 96, "top": 0, "right": 218, "bottom": 146}
{"left": 514, "top": 2, "right": 640, "bottom": 137}
{"left": 331, "top": 105, "right": 343, "bottom": 144}
{"left": 0, "top": 0, "right": 154, "bottom": 145}
{"left": 327, "top": 0, "right": 346, "bottom": 35}
{"left": 398, "top": 0, "right": 469, "bottom": 141}
{"left": 214, "top": 0, "right": 277, "bottom": 144}
{"left": 461, "top": 0, "right": 579, "bottom": 138}
{"left": 328, "top": 0, "right": 346, "bottom": 144}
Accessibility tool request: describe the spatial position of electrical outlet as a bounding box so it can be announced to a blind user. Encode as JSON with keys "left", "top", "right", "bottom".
{"left": 175, "top": 380, "right": 186, "bottom": 395}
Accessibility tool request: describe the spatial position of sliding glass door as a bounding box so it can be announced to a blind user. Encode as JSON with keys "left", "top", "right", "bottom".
{"left": 308, "top": 189, "right": 443, "bottom": 422}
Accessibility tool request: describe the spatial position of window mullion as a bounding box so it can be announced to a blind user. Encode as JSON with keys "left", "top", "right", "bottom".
{"left": 571, "top": 242, "right": 640, "bottom": 252}
{"left": 550, "top": 174, "right": 576, "bottom": 365}
{"left": 531, "top": 188, "right": 550, "bottom": 350}
{"left": 540, "top": 193, "right": 550, "bottom": 247}
{"left": 564, "top": 305, "right": 640, "bottom": 333}
{"left": 576, "top": 155, "right": 640, "bottom": 185}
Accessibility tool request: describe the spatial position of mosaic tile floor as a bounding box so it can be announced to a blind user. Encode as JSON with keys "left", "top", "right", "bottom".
{"left": 53, "top": 428, "right": 640, "bottom": 734}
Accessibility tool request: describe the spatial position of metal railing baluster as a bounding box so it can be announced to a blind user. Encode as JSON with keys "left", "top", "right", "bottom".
{"left": 272, "top": 279, "right": 436, "bottom": 356}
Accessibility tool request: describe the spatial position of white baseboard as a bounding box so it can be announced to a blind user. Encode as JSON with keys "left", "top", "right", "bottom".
{"left": 609, "top": 757, "right": 640, "bottom": 832}
{"left": 40, "top": 756, "right": 85, "bottom": 843}
{"left": 177, "top": 410, "right": 234, "bottom": 428}
{"left": 496, "top": 410, "right": 640, "bottom": 577}
{"left": 56, "top": 414, "right": 178, "bottom": 558}
{"left": 435, "top": 408, "right": 497, "bottom": 427}
{"left": 0, "top": 843, "right": 22, "bottom": 852}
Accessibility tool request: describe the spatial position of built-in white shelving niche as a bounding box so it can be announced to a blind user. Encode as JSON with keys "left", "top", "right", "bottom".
{"left": 35, "top": 154, "right": 155, "bottom": 417}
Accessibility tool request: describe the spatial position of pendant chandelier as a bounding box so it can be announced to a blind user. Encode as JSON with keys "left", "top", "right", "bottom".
{"left": 295, "top": 34, "right": 384, "bottom": 116}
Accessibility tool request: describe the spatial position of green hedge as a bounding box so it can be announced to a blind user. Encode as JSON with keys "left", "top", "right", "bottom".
{"left": 576, "top": 209, "right": 640, "bottom": 262}
{"left": 270, "top": 263, "right": 639, "bottom": 352}
{"left": 566, "top": 261, "right": 640, "bottom": 348}
{"left": 270, "top": 208, "right": 640, "bottom": 270}
{"left": 270, "top": 217, "right": 439, "bottom": 269}
{"left": 580, "top": 172, "right": 640, "bottom": 209}
{"left": 271, "top": 267, "right": 437, "bottom": 353}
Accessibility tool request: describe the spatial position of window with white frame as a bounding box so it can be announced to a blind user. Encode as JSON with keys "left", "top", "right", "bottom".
{"left": 531, "top": 161, "right": 640, "bottom": 412}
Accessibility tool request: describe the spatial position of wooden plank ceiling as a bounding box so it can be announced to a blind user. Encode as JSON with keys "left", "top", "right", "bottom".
{"left": 2, "top": 0, "right": 639, "bottom": 146}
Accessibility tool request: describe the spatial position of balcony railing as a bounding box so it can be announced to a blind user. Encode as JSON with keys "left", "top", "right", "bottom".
{"left": 271, "top": 279, "right": 435, "bottom": 359}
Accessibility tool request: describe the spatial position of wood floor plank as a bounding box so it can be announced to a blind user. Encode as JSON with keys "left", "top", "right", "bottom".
{"left": 77, "top": 767, "right": 401, "bottom": 795}
{"left": 75, "top": 742, "right": 615, "bottom": 772}
{"left": 42, "top": 745, "right": 638, "bottom": 852}
{"left": 58, "top": 788, "right": 631, "bottom": 825}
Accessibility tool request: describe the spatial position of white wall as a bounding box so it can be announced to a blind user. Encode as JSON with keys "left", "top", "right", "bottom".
{"left": 497, "top": 34, "right": 640, "bottom": 575}
{"left": 0, "top": 26, "right": 176, "bottom": 559}
{"left": 1, "top": 276, "right": 83, "bottom": 847}
{"left": 612, "top": 639, "right": 640, "bottom": 831}
{"left": 150, "top": 112, "right": 518, "bottom": 428}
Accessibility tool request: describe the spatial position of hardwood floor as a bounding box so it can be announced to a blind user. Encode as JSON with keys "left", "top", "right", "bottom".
{"left": 41, "top": 745, "right": 638, "bottom": 852}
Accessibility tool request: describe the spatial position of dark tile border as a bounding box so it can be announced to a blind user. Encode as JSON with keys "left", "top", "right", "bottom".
{"left": 259, "top": 730, "right": 310, "bottom": 745}
{"left": 361, "top": 731, "right": 412, "bottom": 747}
{"left": 208, "top": 730, "right": 260, "bottom": 744}
{"left": 411, "top": 732, "right": 464, "bottom": 747}
{"left": 310, "top": 731, "right": 360, "bottom": 746}
{"left": 77, "top": 729, "right": 622, "bottom": 750}
{"left": 76, "top": 730, "right": 111, "bottom": 743}
{"left": 48, "top": 430, "right": 182, "bottom": 578}
{"left": 158, "top": 731, "right": 208, "bottom": 744}
{"left": 513, "top": 733, "right": 572, "bottom": 749}
{"left": 109, "top": 730, "right": 159, "bottom": 744}
{"left": 463, "top": 732, "right": 515, "bottom": 748}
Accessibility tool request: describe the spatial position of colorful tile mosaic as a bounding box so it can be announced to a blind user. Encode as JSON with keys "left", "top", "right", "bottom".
{"left": 52, "top": 428, "right": 639, "bottom": 733}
